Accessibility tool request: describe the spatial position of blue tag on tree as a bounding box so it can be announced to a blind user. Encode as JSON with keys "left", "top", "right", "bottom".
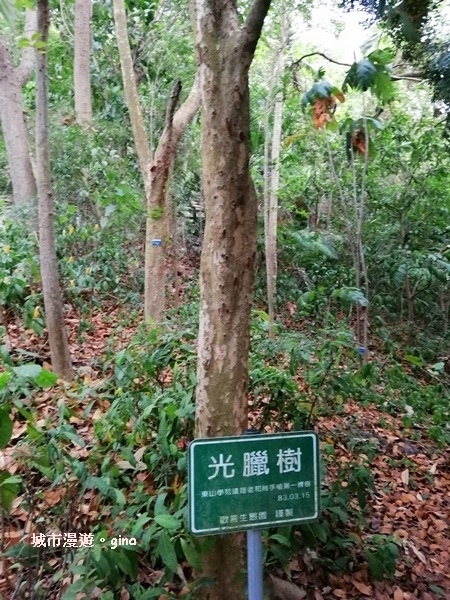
{"left": 152, "top": 239, "right": 162, "bottom": 246}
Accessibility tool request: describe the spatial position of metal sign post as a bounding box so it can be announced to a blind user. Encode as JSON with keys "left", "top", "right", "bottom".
{"left": 188, "top": 431, "right": 320, "bottom": 599}
{"left": 247, "top": 529, "right": 263, "bottom": 600}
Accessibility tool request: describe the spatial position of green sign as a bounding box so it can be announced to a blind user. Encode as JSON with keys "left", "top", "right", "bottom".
{"left": 188, "top": 431, "right": 320, "bottom": 535}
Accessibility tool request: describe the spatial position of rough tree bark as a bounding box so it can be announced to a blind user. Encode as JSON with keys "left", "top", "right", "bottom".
{"left": 145, "top": 75, "right": 200, "bottom": 323}
{"left": 190, "top": 0, "right": 271, "bottom": 598}
{"left": 74, "top": 0, "right": 92, "bottom": 126}
{"left": 0, "top": 9, "right": 37, "bottom": 205}
{"left": 36, "top": 0, "right": 74, "bottom": 380}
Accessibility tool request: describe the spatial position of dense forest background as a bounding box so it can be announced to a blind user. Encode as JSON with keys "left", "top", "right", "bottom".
{"left": 0, "top": 0, "right": 450, "bottom": 598}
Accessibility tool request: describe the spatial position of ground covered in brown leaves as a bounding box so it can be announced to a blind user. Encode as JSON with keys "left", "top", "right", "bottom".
{"left": 1, "top": 308, "right": 449, "bottom": 600}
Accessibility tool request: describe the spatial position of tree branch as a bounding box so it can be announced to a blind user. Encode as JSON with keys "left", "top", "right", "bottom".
{"left": 150, "top": 80, "right": 183, "bottom": 175}
{"left": 164, "top": 80, "right": 182, "bottom": 126}
{"left": 390, "top": 72, "right": 424, "bottom": 81}
{"left": 292, "top": 52, "right": 424, "bottom": 82}
{"left": 173, "top": 71, "right": 200, "bottom": 142}
{"left": 16, "top": 9, "right": 38, "bottom": 86}
{"left": 292, "top": 52, "right": 351, "bottom": 68}
{"left": 0, "top": 34, "right": 12, "bottom": 76}
{"left": 243, "top": 0, "right": 272, "bottom": 54}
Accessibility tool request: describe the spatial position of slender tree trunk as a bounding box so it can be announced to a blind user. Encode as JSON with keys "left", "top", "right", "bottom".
{"left": 169, "top": 179, "right": 180, "bottom": 311}
{"left": 263, "top": 16, "right": 288, "bottom": 337}
{"left": 267, "top": 92, "right": 283, "bottom": 337}
{"left": 144, "top": 77, "right": 200, "bottom": 323}
{"left": 404, "top": 271, "right": 414, "bottom": 322}
{"left": 36, "top": 0, "right": 74, "bottom": 380}
{"left": 358, "top": 108, "right": 370, "bottom": 362}
{"left": 167, "top": 160, "right": 180, "bottom": 310}
{"left": 191, "top": 1, "right": 271, "bottom": 598}
{"left": 74, "top": 0, "right": 92, "bottom": 126}
{"left": 112, "top": 0, "right": 152, "bottom": 196}
{"left": 327, "top": 130, "right": 370, "bottom": 360}
{"left": 0, "top": 10, "right": 37, "bottom": 205}
{"left": 113, "top": 0, "right": 199, "bottom": 323}
{"left": 326, "top": 195, "right": 332, "bottom": 229}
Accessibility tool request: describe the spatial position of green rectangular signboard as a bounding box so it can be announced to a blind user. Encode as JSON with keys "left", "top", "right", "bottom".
{"left": 188, "top": 431, "right": 320, "bottom": 535}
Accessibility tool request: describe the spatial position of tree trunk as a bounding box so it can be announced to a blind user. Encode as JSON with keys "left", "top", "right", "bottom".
{"left": 191, "top": 1, "right": 271, "bottom": 598}
{"left": 144, "top": 76, "right": 200, "bottom": 323}
{"left": 112, "top": 0, "right": 152, "bottom": 196}
{"left": 168, "top": 164, "right": 180, "bottom": 311}
{"left": 113, "top": 0, "right": 200, "bottom": 323}
{"left": 0, "top": 10, "right": 37, "bottom": 205}
{"left": 263, "top": 11, "right": 288, "bottom": 338}
{"left": 404, "top": 271, "right": 414, "bottom": 322}
{"left": 36, "top": 0, "right": 74, "bottom": 381}
{"left": 267, "top": 92, "right": 283, "bottom": 338}
{"left": 74, "top": 0, "right": 92, "bottom": 127}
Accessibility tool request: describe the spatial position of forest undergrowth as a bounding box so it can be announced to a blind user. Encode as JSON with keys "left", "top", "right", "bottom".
{"left": 1, "top": 275, "right": 449, "bottom": 600}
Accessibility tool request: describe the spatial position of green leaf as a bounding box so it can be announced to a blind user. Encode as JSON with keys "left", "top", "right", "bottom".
{"left": 404, "top": 354, "right": 424, "bottom": 367}
{"left": 301, "top": 79, "right": 335, "bottom": 109}
{"left": 85, "top": 476, "right": 110, "bottom": 495}
{"left": 430, "top": 362, "right": 445, "bottom": 372}
{"left": 13, "top": 364, "right": 42, "bottom": 379}
{"left": 333, "top": 287, "right": 368, "bottom": 307}
{"left": 0, "top": 372, "right": 11, "bottom": 390}
{"left": 366, "top": 117, "right": 384, "bottom": 131}
{"left": 34, "top": 369, "right": 58, "bottom": 388}
{"left": 0, "top": 470, "right": 19, "bottom": 512}
{"left": 131, "top": 515, "right": 152, "bottom": 537}
{"left": 115, "top": 488, "right": 126, "bottom": 505}
{"left": 356, "top": 59, "right": 377, "bottom": 90}
{"left": 62, "top": 430, "right": 86, "bottom": 447}
{"left": 1, "top": 475, "right": 21, "bottom": 485}
{"left": 366, "top": 550, "right": 385, "bottom": 580}
{"left": 0, "top": 409, "right": 13, "bottom": 449}
{"left": 133, "top": 589, "right": 166, "bottom": 599}
{"left": 180, "top": 538, "right": 202, "bottom": 571}
{"left": 306, "top": 522, "right": 328, "bottom": 543}
{"left": 112, "top": 550, "right": 134, "bottom": 576}
{"left": 154, "top": 514, "right": 181, "bottom": 530}
{"left": 371, "top": 69, "right": 395, "bottom": 103}
{"left": 156, "top": 531, "right": 178, "bottom": 572}
{"left": 343, "top": 60, "right": 376, "bottom": 92}
{"left": 313, "top": 80, "right": 334, "bottom": 98}
{"left": 269, "top": 534, "right": 291, "bottom": 546}
{"left": 368, "top": 48, "right": 394, "bottom": 66}
{"left": 429, "top": 585, "right": 445, "bottom": 595}
{"left": 92, "top": 543, "right": 102, "bottom": 562}
{"left": 154, "top": 492, "right": 168, "bottom": 516}
{"left": 326, "top": 506, "right": 348, "bottom": 523}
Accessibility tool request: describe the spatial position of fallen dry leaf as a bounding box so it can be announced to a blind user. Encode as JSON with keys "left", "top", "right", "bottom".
{"left": 393, "top": 587, "right": 404, "bottom": 600}
{"left": 352, "top": 580, "right": 372, "bottom": 596}
{"left": 401, "top": 469, "right": 409, "bottom": 486}
{"left": 408, "top": 541, "right": 427, "bottom": 565}
{"left": 268, "top": 575, "right": 307, "bottom": 600}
